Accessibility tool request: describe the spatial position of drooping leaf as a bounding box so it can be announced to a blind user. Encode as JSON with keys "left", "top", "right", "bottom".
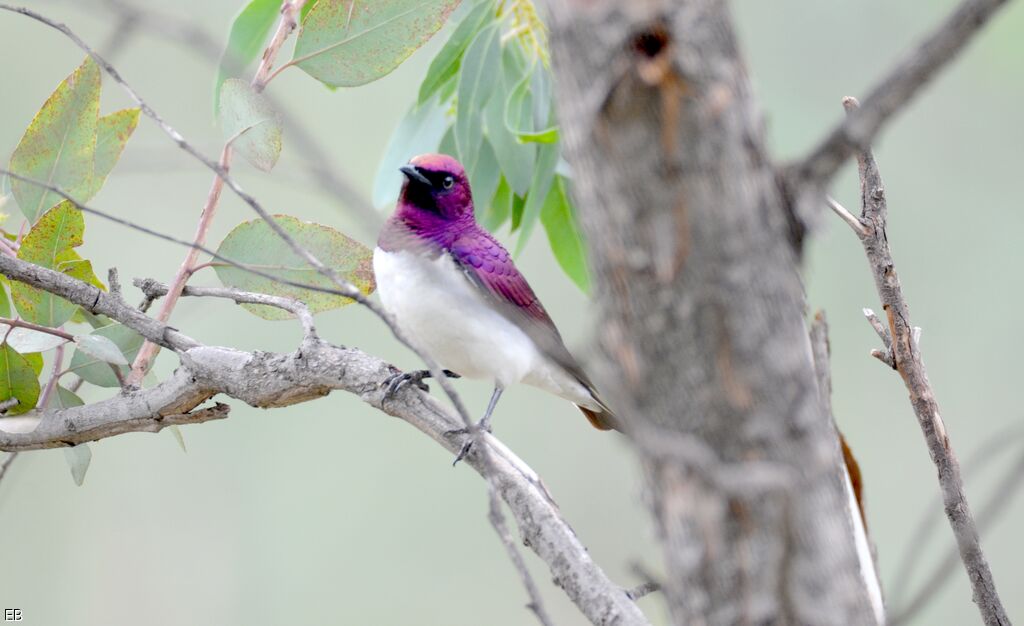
{"left": 372, "top": 98, "right": 450, "bottom": 208}
{"left": 214, "top": 0, "right": 281, "bottom": 111}
{"left": 214, "top": 215, "right": 375, "bottom": 320}
{"left": 219, "top": 79, "right": 283, "bottom": 172}
{"left": 169, "top": 425, "right": 188, "bottom": 453}
{"left": 67, "top": 323, "right": 144, "bottom": 388}
{"left": 541, "top": 176, "right": 589, "bottom": 292}
{"left": 293, "top": 0, "right": 460, "bottom": 88}
{"left": 510, "top": 191, "right": 526, "bottom": 231}
{"left": 468, "top": 139, "right": 500, "bottom": 221}
{"left": 11, "top": 201, "right": 88, "bottom": 327}
{"left": 9, "top": 57, "right": 100, "bottom": 223}
{"left": 0, "top": 344, "right": 40, "bottom": 416}
{"left": 454, "top": 23, "right": 500, "bottom": 170}
{"left": 515, "top": 139, "right": 558, "bottom": 254}
{"left": 505, "top": 68, "right": 557, "bottom": 143}
{"left": 417, "top": 0, "right": 495, "bottom": 105}
{"left": 75, "top": 333, "right": 129, "bottom": 366}
{"left": 482, "top": 175, "right": 512, "bottom": 232}
{"left": 485, "top": 46, "right": 535, "bottom": 196}
{"left": 64, "top": 444, "right": 92, "bottom": 486}
{"left": 86, "top": 108, "right": 141, "bottom": 197}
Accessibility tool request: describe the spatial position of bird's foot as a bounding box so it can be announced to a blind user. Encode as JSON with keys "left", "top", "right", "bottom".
{"left": 449, "top": 416, "right": 493, "bottom": 466}
{"left": 383, "top": 369, "right": 460, "bottom": 399}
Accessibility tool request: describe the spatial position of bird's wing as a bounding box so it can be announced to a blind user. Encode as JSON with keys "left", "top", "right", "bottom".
{"left": 449, "top": 230, "right": 618, "bottom": 430}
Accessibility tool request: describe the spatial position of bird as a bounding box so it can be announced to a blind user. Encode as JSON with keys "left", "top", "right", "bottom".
{"left": 374, "top": 153, "right": 617, "bottom": 460}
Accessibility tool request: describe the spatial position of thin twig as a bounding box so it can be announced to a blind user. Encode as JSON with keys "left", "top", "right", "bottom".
{"left": 837, "top": 97, "right": 1009, "bottom": 626}
{"left": 825, "top": 195, "right": 867, "bottom": 237}
{"left": 0, "top": 452, "right": 17, "bottom": 485}
{"left": 488, "top": 484, "right": 555, "bottom": 626}
{"left": 890, "top": 447, "right": 1024, "bottom": 625}
{"left": 134, "top": 278, "right": 317, "bottom": 339}
{"left": 0, "top": 317, "right": 75, "bottom": 342}
{"left": 37, "top": 342, "right": 67, "bottom": 409}
{"left": 794, "top": 0, "right": 1010, "bottom": 188}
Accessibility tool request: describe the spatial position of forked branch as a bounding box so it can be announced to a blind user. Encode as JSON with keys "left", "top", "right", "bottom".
{"left": 829, "top": 97, "right": 1009, "bottom": 626}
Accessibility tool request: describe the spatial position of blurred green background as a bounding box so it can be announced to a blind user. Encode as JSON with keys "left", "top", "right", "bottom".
{"left": 0, "top": 1, "right": 1021, "bottom": 624}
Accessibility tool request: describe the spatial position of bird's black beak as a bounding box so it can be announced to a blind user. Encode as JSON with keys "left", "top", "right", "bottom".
{"left": 400, "top": 165, "right": 432, "bottom": 186}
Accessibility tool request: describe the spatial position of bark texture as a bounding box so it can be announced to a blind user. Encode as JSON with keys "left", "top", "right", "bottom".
{"left": 546, "top": 2, "right": 878, "bottom": 624}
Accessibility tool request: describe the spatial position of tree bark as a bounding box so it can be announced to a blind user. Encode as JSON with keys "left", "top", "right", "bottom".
{"left": 546, "top": 2, "right": 880, "bottom": 624}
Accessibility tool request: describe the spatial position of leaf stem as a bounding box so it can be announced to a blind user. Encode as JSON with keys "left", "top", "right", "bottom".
{"left": 0, "top": 317, "right": 75, "bottom": 342}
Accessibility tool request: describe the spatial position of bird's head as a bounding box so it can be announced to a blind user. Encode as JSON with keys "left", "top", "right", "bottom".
{"left": 397, "top": 153, "right": 474, "bottom": 223}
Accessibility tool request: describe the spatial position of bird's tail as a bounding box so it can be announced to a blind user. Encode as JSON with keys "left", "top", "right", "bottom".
{"left": 577, "top": 405, "right": 618, "bottom": 431}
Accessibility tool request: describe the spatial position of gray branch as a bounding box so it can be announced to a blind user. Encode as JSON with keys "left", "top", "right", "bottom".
{"left": 793, "top": 0, "right": 1010, "bottom": 189}
{"left": 830, "top": 97, "right": 1009, "bottom": 625}
{"left": 0, "top": 251, "right": 647, "bottom": 626}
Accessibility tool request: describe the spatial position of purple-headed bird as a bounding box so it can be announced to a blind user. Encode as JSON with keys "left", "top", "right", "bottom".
{"left": 374, "top": 154, "right": 617, "bottom": 457}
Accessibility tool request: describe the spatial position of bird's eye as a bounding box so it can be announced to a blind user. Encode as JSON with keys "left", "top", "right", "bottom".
{"left": 442, "top": 176, "right": 455, "bottom": 190}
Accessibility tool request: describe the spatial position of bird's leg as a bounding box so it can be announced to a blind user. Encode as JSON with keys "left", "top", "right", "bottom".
{"left": 452, "top": 386, "right": 503, "bottom": 465}
{"left": 383, "top": 368, "right": 460, "bottom": 398}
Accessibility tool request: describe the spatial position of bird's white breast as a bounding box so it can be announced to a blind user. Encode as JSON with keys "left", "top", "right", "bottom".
{"left": 373, "top": 247, "right": 539, "bottom": 387}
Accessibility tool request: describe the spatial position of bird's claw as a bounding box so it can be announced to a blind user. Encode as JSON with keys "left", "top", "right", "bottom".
{"left": 448, "top": 417, "right": 493, "bottom": 466}
{"left": 382, "top": 369, "right": 461, "bottom": 401}
{"left": 383, "top": 370, "right": 430, "bottom": 399}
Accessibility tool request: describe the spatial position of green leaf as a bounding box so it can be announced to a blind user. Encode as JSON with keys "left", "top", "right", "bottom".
{"left": 515, "top": 139, "right": 558, "bottom": 254}
{"left": 541, "top": 176, "right": 589, "bottom": 292}
{"left": 67, "top": 323, "right": 144, "bottom": 388}
{"left": 372, "top": 98, "right": 450, "bottom": 208}
{"left": 219, "top": 79, "right": 283, "bottom": 172}
{"left": 301, "top": 1, "right": 319, "bottom": 22}
{"left": 86, "top": 108, "right": 141, "bottom": 197}
{"left": 293, "top": 0, "right": 460, "bottom": 88}
{"left": 510, "top": 192, "right": 526, "bottom": 231}
{"left": 214, "top": 215, "right": 376, "bottom": 320}
{"left": 468, "top": 139, "right": 500, "bottom": 221}
{"left": 417, "top": 0, "right": 495, "bottom": 105}
{"left": 214, "top": 0, "right": 281, "bottom": 111}
{"left": 9, "top": 57, "right": 100, "bottom": 223}
{"left": 438, "top": 124, "right": 457, "bottom": 156}
{"left": 505, "top": 69, "right": 557, "bottom": 143}
{"left": 12, "top": 201, "right": 88, "bottom": 327}
{"left": 45, "top": 384, "right": 84, "bottom": 410}
{"left": 0, "top": 281, "right": 10, "bottom": 318}
{"left": 481, "top": 175, "right": 512, "bottom": 232}
{"left": 485, "top": 46, "right": 534, "bottom": 196}
{"left": 63, "top": 444, "right": 92, "bottom": 486}
{"left": 0, "top": 344, "right": 40, "bottom": 416}
{"left": 454, "top": 23, "right": 500, "bottom": 170}
{"left": 75, "top": 333, "right": 129, "bottom": 365}
{"left": 22, "top": 352, "right": 43, "bottom": 376}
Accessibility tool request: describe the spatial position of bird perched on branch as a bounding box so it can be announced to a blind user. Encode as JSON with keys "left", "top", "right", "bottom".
{"left": 374, "top": 154, "right": 617, "bottom": 460}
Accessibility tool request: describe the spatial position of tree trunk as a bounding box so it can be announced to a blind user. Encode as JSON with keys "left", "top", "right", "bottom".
{"left": 546, "top": 2, "right": 881, "bottom": 624}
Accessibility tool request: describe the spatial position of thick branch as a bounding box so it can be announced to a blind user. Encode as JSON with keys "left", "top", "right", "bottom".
{"left": 0, "top": 251, "right": 646, "bottom": 625}
{"left": 794, "top": 0, "right": 1010, "bottom": 188}
{"left": 833, "top": 97, "right": 1009, "bottom": 626}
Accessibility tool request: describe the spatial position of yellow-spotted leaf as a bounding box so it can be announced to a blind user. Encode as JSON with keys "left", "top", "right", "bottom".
{"left": 11, "top": 201, "right": 101, "bottom": 327}
{"left": 214, "top": 215, "right": 375, "bottom": 320}
{"left": 87, "top": 108, "right": 141, "bottom": 197}
{"left": 9, "top": 57, "right": 100, "bottom": 223}
{"left": 293, "top": 0, "right": 459, "bottom": 88}
{"left": 8, "top": 57, "right": 139, "bottom": 223}
{"left": 0, "top": 344, "right": 41, "bottom": 416}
